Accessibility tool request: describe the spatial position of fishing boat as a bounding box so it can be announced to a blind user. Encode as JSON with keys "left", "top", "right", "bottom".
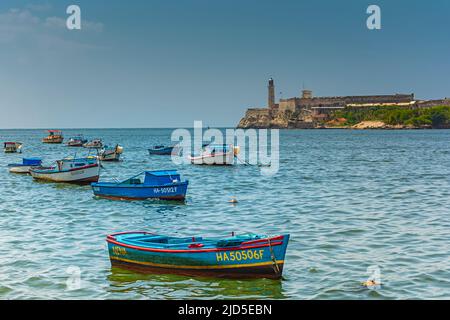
{"left": 42, "top": 130, "right": 64, "bottom": 144}
{"left": 106, "top": 232, "right": 290, "bottom": 279}
{"left": 4, "top": 142, "right": 22, "bottom": 153}
{"left": 92, "top": 170, "right": 188, "bottom": 201}
{"left": 30, "top": 156, "right": 100, "bottom": 184}
{"left": 148, "top": 145, "right": 180, "bottom": 156}
{"left": 98, "top": 144, "right": 123, "bottom": 161}
{"left": 189, "top": 144, "right": 239, "bottom": 165}
{"left": 7, "top": 158, "right": 42, "bottom": 173}
{"left": 83, "top": 139, "right": 103, "bottom": 149}
{"left": 67, "top": 135, "right": 88, "bottom": 147}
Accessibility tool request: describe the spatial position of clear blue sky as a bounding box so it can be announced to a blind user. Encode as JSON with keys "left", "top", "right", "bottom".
{"left": 0, "top": 0, "right": 449, "bottom": 128}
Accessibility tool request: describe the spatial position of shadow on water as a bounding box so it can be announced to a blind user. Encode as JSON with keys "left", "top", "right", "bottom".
{"left": 32, "top": 179, "right": 92, "bottom": 190}
{"left": 92, "top": 196, "right": 187, "bottom": 206}
{"left": 106, "top": 267, "right": 285, "bottom": 299}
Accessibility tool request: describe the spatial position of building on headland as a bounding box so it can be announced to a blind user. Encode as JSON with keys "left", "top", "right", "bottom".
{"left": 237, "top": 78, "right": 450, "bottom": 128}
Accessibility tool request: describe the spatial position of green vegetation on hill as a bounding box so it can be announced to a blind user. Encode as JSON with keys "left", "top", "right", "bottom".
{"left": 332, "top": 105, "right": 450, "bottom": 127}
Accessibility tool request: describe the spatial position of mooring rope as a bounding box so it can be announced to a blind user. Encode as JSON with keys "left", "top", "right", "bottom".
{"left": 268, "top": 238, "right": 281, "bottom": 276}
{"left": 97, "top": 161, "right": 120, "bottom": 183}
{"left": 234, "top": 155, "right": 271, "bottom": 167}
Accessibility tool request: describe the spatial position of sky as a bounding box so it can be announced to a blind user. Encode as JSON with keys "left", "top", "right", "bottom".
{"left": 0, "top": 0, "right": 449, "bottom": 128}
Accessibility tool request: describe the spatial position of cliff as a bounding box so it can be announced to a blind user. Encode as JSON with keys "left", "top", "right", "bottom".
{"left": 237, "top": 109, "right": 315, "bottom": 129}
{"left": 237, "top": 104, "right": 450, "bottom": 129}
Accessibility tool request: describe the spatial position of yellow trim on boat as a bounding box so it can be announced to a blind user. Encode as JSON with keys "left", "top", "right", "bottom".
{"left": 110, "top": 256, "right": 284, "bottom": 270}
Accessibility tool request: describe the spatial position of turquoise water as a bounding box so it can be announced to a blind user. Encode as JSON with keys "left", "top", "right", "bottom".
{"left": 0, "top": 128, "right": 449, "bottom": 299}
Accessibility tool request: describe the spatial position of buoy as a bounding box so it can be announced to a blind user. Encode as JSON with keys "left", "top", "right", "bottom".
{"left": 229, "top": 197, "right": 238, "bottom": 204}
{"left": 233, "top": 146, "right": 240, "bottom": 156}
{"left": 362, "top": 280, "right": 380, "bottom": 287}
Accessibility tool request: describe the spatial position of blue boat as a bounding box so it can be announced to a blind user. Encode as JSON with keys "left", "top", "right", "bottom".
{"left": 148, "top": 145, "right": 180, "bottom": 155}
{"left": 91, "top": 170, "right": 188, "bottom": 201}
{"left": 107, "top": 232, "right": 290, "bottom": 279}
{"left": 8, "top": 158, "right": 42, "bottom": 173}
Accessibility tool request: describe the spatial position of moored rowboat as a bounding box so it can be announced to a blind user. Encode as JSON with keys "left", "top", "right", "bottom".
{"left": 189, "top": 144, "right": 238, "bottom": 165}
{"left": 98, "top": 144, "right": 123, "bottom": 161}
{"left": 8, "top": 158, "right": 42, "bottom": 174}
{"left": 107, "top": 232, "right": 289, "bottom": 279}
{"left": 92, "top": 170, "right": 188, "bottom": 200}
{"left": 30, "top": 157, "right": 100, "bottom": 184}
{"left": 148, "top": 145, "right": 180, "bottom": 155}
{"left": 83, "top": 139, "right": 103, "bottom": 149}
{"left": 4, "top": 142, "right": 22, "bottom": 153}
{"left": 67, "top": 135, "right": 88, "bottom": 147}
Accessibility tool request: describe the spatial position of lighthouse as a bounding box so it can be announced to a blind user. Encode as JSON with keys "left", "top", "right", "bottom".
{"left": 268, "top": 78, "right": 275, "bottom": 109}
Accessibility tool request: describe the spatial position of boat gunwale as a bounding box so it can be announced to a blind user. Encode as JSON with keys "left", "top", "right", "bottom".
{"left": 92, "top": 180, "right": 188, "bottom": 188}
{"left": 30, "top": 163, "right": 98, "bottom": 174}
{"left": 106, "top": 234, "right": 285, "bottom": 253}
{"left": 188, "top": 151, "right": 230, "bottom": 160}
{"left": 7, "top": 164, "right": 39, "bottom": 167}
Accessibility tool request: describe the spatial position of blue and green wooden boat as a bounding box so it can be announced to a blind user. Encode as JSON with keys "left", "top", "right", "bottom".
{"left": 148, "top": 145, "right": 180, "bottom": 155}
{"left": 92, "top": 170, "right": 188, "bottom": 201}
{"left": 106, "top": 231, "right": 290, "bottom": 279}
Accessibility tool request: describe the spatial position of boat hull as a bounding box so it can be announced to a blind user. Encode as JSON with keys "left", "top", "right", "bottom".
{"left": 30, "top": 164, "right": 100, "bottom": 184}
{"left": 189, "top": 152, "right": 234, "bottom": 165}
{"left": 148, "top": 146, "right": 180, "bottom": 155}
{"left": 99, "top": 152, "right": 121, "bottom": 161}
{"left": 67, "top": 142, "right": 84, "bottom": 147}
{"left": 42, "top": 138, "right": 63, "bottom": 143}
{"left": 110, "top": 258, "right": 284, "bottom": 279}
{"left": 8, "top": 165, "right": 36, "bottom": 174}
{"left": 92, "top": 181, "right": 188, "bottom": 200}
{"left": 107, "top": 234, "right": 289, "bottom": 279}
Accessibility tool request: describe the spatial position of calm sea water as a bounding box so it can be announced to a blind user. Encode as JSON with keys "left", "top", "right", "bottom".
{"left": 0, "top": 128, "right": 449, "bottom": 300}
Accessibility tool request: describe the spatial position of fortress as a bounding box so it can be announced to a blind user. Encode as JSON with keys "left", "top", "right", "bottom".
{"left": 237, "top": 78, "right": 450, "bottom": 128}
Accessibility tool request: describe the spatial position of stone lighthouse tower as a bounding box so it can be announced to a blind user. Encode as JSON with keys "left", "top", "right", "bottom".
{"left": 268, "top": 78, "right": 275, "bottom": 109}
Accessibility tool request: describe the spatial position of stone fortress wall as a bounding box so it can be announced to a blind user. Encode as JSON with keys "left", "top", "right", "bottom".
{"left": 278, "top": 91, "right": 415, "bottom": 113}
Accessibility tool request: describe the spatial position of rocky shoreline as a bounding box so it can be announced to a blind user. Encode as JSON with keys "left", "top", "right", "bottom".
{"left": 237, "top": 109, "right": 450, "bottom": 130}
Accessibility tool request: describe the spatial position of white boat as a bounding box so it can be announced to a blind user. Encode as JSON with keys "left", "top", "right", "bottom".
{"left": 30, "top": 157, "right": 100, "bottom": 184}
{"left": 83, "top": 139, "right": 103, "bottom": 149}
{"left": 4, "top": 142, "right": 22, "bottom": 153}
{"left": 8, "top": 158, "right": 43, "bottom": 174}
{"left": 189, "top": 144, "right": 238, "bottom": 165}
{"left": 98, "top": 144, "right": 123, "bottom": 161}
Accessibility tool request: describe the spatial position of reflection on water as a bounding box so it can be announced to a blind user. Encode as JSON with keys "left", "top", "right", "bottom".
{"left": 106, "top": 267, "right": 285, "bottom": 299}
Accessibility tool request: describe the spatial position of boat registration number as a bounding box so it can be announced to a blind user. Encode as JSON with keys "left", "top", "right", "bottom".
{"left": 153, "top": 186, "right": 177, "bottom": 194}
{"left": 111, "top": 246, "right": 127, "bottom": 256}
{"left": 216, "top": 249, "right": 265, "bottom": 262}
